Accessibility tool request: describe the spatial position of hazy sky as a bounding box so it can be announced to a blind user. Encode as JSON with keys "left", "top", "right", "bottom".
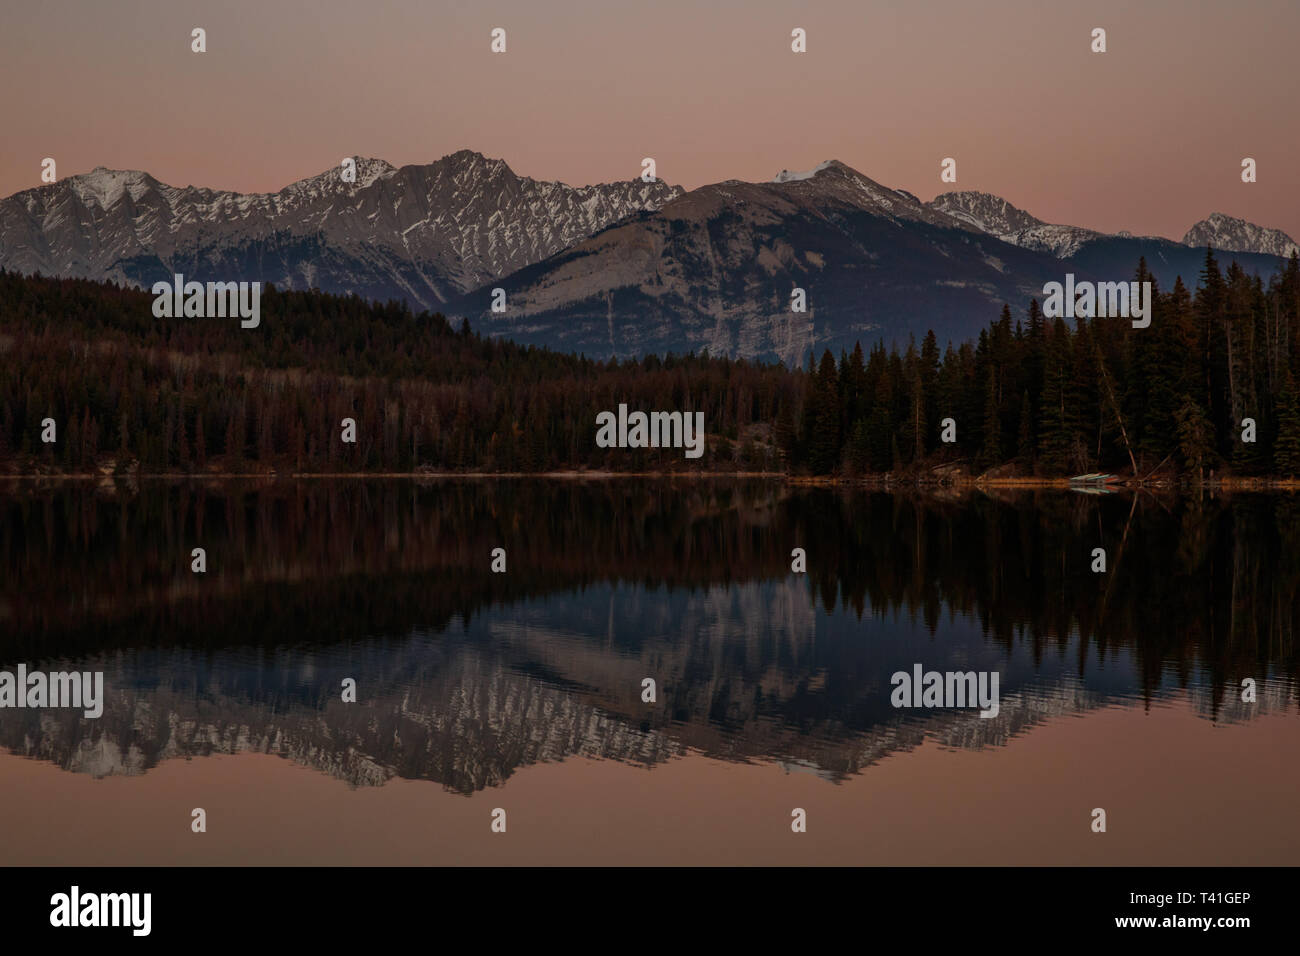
{"left": 3, "top": 0, "right": 1297, "bottom": 239}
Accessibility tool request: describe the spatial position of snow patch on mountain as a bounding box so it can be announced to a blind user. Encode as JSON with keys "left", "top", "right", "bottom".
{"left": 772, "top": 161, "right": 837, "bottom": 183}
{"left": 1183, "top": 212, "right": 1299, "bottom": 258}
{"left": 0, "top": 151, "right": 684, "bottom": 306}
{"left": 927, "top": 191, "right": 1102, "bottom": 257}
{"left": 930, "top": 191, "right": 1299, "bottom": 263}
{"left": 68, "top": 167, "right": 156, "bottom": 208}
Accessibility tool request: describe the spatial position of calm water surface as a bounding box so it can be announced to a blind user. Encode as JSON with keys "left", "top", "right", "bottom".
{"left": 1, "top": 479, "right": 1297, "bottom": 864}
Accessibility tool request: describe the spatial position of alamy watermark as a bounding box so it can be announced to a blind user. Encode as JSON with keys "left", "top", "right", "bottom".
{"left": 0, "top": 664, "right": 103, "bottom": 719}
{"left": 151, "top": 273, "right": 261, "bottom": 328}
{"left": 595, "top": 403, "right": 705, "bottom": 459}
{"left": 50, "top": 886, "right": 150, "bottom": 936}
{"left": 891, "top": 664, "right": 1000, "bottom": 718}
{"left": 1042, "top": 273, "right": 1151, "bottom": 328}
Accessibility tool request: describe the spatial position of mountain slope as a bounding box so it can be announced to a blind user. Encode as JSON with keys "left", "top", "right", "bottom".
{"left": 3, "top": 154, "right": 1294, "bottom": 361}
{"left": 1183, "top": 212, "right": 1300, "bottom": 259}
{"left": 931, "top": 191, "right": 1293, "bottom": 284}
{"left": 444, "top": 162, "right": 1075, "bottom": 363}
{"left": 927, "top": 191, "right": 1103, "bottom": 258}
{"left": 0, "top": 151, "right": 682, "bottom": 308}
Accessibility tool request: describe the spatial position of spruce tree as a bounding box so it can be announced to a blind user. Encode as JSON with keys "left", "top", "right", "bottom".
{"left": 1274, "top": 370, "right": 1300, "bottom": 477}
{"left": 1038, "top": 319, "right": 1073, "bottom": 471}
{"left": 1016, "top": 389, "right": 1033, "bottom": 462}
{"left": 1175, "top": 397, "right": 1215, "bottom": 484}
{"left": 808, "top": 350, "right": 842, "bottom": 473}
{"left": 979, "top": 370, "right": 1002, "bottom": 468}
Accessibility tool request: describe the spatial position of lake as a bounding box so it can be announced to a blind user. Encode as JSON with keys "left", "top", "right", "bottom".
{"left": 1, "top": 478, "right": 1297, "bottom": 865}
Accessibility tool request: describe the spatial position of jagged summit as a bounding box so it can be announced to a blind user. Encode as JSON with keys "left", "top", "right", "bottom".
{"left": 2, "top": 151, "right": 1296, "bottom": 361}
{"left": 927, "top": 190, "right": 1101, "bottom": 258}
{"left": 928, "top": 190, "right": 1045, "bottom": 234}
{"left": 428, "top": 148, "right": 513, "bottom": 179}
{"left": 767, "top": 160, "right": 968, "bottom": 230}
{"left": 1183, "top": 212, "right": 1299, "bottom": 258}
{"left": 443, "top": 147, "right": 491, "bottom": 163}
{"left": 333, "top": 156, "right": 396, "bottom": 187}
{"left": 772, "top": 160, "right": 840, "bottom": 183}
{"left": 278, "top": 156, "right": 397, "bottom": 197}
{"left": 1, "top": 151, "right": 683, "bottom": 306}
{"left": 67, "top": 167, "right": 159, "bottom": 208}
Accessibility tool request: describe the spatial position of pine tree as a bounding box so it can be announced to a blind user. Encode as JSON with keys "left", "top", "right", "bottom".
{"left": 867, "top": 364, "right": 894, "bottom": 472}
{"left": 847, "top": 418, "right": 870, "bottom": 474}
{"left": 1016, "top": 389, "right": 1033, "bottom": 462}
{"left": 1139, "top": 277, "right": 1188, "bottom": 461}
{"left": 904, "top": 340, "right": 924, "bottom": 462}
{"left": 1175, "top": 396, "right": 1215, "bottom": 484}
{"left": 1038, "top": 319, "right": 1073, "bottom": 471}
{"left": 1274, "top": 370, "right": 1300, "bottom": 477}
{"left": 774, "top": 401, "right": 796, "bottom": 463}
{"left": 1196, "top": 246, "right": 1228, "bottom": 440}
{"left": 807, "top": 350, "right": 842, "bottom": 474}
{"left": 920, "top": 330, "right": 940, "bottom": 440}
{"left": 979, "top": 370, "right": 1002, "bottom": 467}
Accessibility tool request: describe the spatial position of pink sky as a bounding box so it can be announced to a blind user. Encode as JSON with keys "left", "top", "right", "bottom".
{"left": 2, "top": 0, "right": 1297, "bottom": 240}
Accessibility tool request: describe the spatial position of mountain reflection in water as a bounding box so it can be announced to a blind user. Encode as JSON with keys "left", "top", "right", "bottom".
{"left": 0, "top": 479, "right": 1296, "bottom": 793}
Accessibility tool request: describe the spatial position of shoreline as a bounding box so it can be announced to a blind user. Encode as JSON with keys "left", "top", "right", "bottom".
{"left": 2, "top": 470, "right": 1299, "bottom": 491}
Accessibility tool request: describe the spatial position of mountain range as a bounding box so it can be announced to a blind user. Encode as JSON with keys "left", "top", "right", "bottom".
{"left": 0, "top": 150, "right": 681, "bottom": 309}
{"left": 1, "top": 150, "right": 1294, "bottom": 362}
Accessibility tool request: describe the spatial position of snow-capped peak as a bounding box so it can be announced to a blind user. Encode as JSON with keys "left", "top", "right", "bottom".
{"left": 347, "top": 157, "right": 397, "bottom": 189}
{"left": 926, "top": 190, "right": 1102, "bottom": 258}
{"left": 772, "top": 160, "right": 838, "bottom": 183}
{"left": 927, "top": 191, "right": 1045, "bottom": 235}
{"left": 277, "top": 157, "right": 397, "bottom": 199}
{"left": 0, "top": 150, "right": 684, "bottom": 310}
{"left": 1183, "top": 212, "right": 1299, "bottom": 259}
{"left": 68, "top": 167, "right": 155, "bottom": 208}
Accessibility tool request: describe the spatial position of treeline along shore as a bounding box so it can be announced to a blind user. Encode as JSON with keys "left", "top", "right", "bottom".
{"left": 2, "top": 249, "right": 1299, "bottom": 484}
